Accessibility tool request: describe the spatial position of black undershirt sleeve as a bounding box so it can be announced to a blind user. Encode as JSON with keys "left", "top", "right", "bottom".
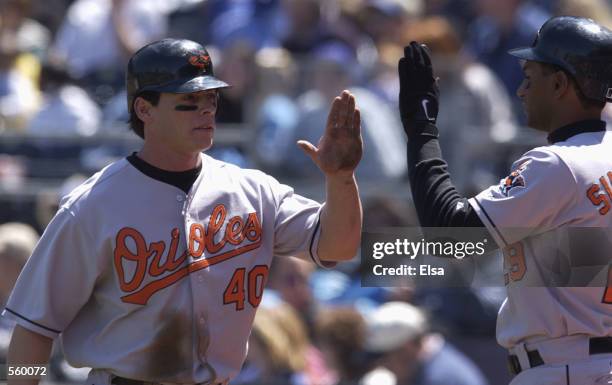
{"left": 407, "top": 134, "right": 487, "bottom": 228}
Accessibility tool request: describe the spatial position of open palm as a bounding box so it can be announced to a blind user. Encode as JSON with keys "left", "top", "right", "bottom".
{"left": 298, "top": 90, "right": 363, "bottom": 176}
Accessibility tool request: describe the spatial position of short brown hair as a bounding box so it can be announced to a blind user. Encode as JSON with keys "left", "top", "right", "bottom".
{"left": 315, "top": 307, "right": 371, "bottom": 380}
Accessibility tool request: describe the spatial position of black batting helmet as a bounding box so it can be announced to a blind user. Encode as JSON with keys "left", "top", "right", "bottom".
{"left": 126, "top": 39, "right": 230, "bottom": 113}
{"left": 509, "top": 16, "right": 612, "bottom": 102}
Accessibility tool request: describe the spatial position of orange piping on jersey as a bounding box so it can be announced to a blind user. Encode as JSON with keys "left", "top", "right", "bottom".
{"left": 121, "top": 240, "right": 262, "bottom": 305}
{"left": 587, "top": 183, "right": 611, "bottom": 215}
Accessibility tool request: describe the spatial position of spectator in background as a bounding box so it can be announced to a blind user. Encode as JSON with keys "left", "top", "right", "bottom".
{"left": 28, "top": 0, "right": 73, "bottom": 39}
{"left": 267, "top": 257, "right": 318, "bottom": 337}
{"left": 422, "top": 0, "right": 477, "bottom": 37}
{"left": 556, "top": 0, "right": 612, "bottom": 29}
{"left": 215, "top": 42, "right": 257, "bottom": 124}
{"left": 51, "top": 0, "right": 168, "bottom": 105}
{"left": 274, "top": 303, "right": 334, "bottom": 385}
{"left": 207, "top": 0, "right": 284, "bottom": 50}
{"left": 284, "top": 41, "right": 405, "bottom": 181}
{"left": 309, "top": 196, "right": 417, "bottom": 310}
{"left": 0, "top": 0, "right": 50, "bottom": 59}
{"left": 0, "top": 31, "right": 39, "bottom": 132}
{"left": 315, "top": 307, "right": 372, "bottom": 385}
{"left": 280, "top": 0, "right": 350, "bottom": 57}
{"left": 405, "top": 16, "right": 517, "bottom": 193}
{"left": 237, "top": 305, "right": 317, "bottom": 385}
{"left": 0, "top": 222, "right": 39, "bottom": 360}
{"left": 363, "top": 302, "right": 489, "bottom": 385}
{"left": 354, "top": 0, "right": 423, "bottom": 46}
{"left": 252, "top": 47, "right": 301, "bottom": 172}
{"left": 27, "top": 60, "right": 101, "bottom": 136}
{"left": 466, "top": 0, "right": 549, "bottom": 119}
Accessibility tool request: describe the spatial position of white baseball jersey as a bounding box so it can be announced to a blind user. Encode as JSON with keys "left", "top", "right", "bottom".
{"left": 468, "top": 124, "right": 612, "bottom": 349}
{"left": 2, "top": 153, "right": 328, "bottom": 383}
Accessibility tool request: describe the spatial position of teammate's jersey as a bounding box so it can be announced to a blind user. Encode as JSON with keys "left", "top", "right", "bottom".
{"left": 468, "top": 126, "right": 612, "bottom": 349}
{"left": 2, "top": 153, "right": 326, "bottom": 383}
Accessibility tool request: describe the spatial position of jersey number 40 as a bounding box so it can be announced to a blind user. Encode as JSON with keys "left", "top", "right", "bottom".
{"left": 223, "top": 265, "right": 269, "bottom": 311}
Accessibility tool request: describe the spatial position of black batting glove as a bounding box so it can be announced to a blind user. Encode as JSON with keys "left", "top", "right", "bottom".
{"left": 398, "top": 41, "right": 440, "bottom": 138}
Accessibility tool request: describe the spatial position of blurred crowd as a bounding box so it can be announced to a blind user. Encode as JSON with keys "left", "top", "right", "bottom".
{"left": 2, "top": 0, "right": 612, "bottom": 384}
{"left": 3, "top": 0, "right": 612, "bottom": 189}
{"left": 6, "top": 0, "right": 612, "bottom": 190}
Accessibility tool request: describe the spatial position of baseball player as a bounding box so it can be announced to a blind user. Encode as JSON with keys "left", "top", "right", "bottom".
{"left": 400, "top": 17, "right": 612, "bottom": 384}
{"left": 3, "top": 39, "right": 363, "bottom": 385}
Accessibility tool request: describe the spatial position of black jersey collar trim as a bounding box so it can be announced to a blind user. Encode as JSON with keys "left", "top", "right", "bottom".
{"left": 126, "top": 152, "right": 202, "bottom": 193}
{"left": 547, "top": 119, "right": 606, "bottom": 144}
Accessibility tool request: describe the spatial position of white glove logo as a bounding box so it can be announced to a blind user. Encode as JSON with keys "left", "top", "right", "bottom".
{"left": 422, "top": 99, "right": 435, "bottom": 121}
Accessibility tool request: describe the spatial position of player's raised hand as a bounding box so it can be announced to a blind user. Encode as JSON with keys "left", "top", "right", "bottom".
{"left": 398, "top": 41, "right": 440, "bottom": 137}
{"left": 297, "top": 90, "right": 363, "bottom": 177}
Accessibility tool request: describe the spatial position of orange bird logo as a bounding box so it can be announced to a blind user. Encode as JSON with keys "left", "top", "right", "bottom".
{"left": 189, "top": 54, "right": 210, "bottom": 69}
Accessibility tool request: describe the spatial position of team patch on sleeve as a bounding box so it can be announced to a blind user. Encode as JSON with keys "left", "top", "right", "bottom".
{"left": 500, "top": 160, "right": 531, "bottom": 196}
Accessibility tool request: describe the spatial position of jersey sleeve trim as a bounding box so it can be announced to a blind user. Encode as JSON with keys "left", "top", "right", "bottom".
{"left": 1, "top": 308, "right": 60, "bottom": 339}
{"left": 308, "top": 211, "right": 336, "bottom": 269}
{"left": 468, "top": 197, "right": 509, "bottom": 248}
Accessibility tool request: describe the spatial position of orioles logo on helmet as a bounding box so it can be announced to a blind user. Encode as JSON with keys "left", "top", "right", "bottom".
{"left": 501, "top": 160, "right": 531, "bottom": 196}
{"left": 189, "top": 54, "right": 210, "bottom": 69}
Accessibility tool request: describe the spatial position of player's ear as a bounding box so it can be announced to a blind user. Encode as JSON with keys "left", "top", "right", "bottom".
{"left": 134, "top": 96, "right": 154, "bottom": 123}
{"left": 552, "top": 70, "right": 570, "bottom": 99}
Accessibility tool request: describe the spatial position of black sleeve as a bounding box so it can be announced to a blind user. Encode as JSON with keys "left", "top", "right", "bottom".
{"left": 407, "top": 134, "right": 486, "bottom": 228}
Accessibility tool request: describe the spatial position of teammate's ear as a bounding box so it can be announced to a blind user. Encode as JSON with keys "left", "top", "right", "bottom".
{"left": 553, "top": 70, "right": 569, "bottom": 99}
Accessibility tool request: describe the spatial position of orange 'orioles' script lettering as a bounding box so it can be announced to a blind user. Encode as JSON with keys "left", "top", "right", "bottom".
{"left": 114, "top": 204, "right": 262, "bottom": 305}
{"left": 587, "top": 171, "right": 612, "bottom": 215}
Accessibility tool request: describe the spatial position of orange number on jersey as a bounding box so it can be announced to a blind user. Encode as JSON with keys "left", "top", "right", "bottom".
{"left": 248, "top": 265, "right": 269, "bottom": 308}
{"left": 224, "top": 266, "right": 269, "bottom": 310}
{"left": 223, "top": 268, "right": 246, "bottom": 310}
{"left": 503, "top": 242, "right": 526, "bottom": 284}
{"left": 603, "top": 265, "right": 612, "bottom": 304}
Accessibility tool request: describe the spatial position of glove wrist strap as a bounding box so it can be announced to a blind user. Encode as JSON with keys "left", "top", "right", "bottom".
{"left": 406, "top": 122, "right": 439, "bottom": 138}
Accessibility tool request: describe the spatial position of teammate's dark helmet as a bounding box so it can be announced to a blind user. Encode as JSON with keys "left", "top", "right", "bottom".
{"left": 126, "top": 39, "right": 230, "bottom": 113}
{"left": 509, "top": 16, "right": 612, "bottom": 102}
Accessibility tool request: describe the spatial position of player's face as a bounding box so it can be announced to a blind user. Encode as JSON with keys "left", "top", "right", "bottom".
{"left": 148, "top": 90, "right": 218, "bottom": 154}
{"left": 516, "top": 61, "right": 557, "bottom": 132}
